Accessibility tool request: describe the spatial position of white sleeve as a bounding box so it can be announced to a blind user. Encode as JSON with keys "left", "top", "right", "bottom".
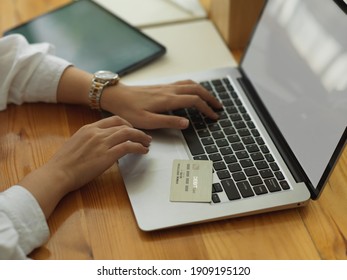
{"left": 0, "top": 34, "right": 71, "bottom": 111}
{"left": 0, "top": 186, "right": 49, "bottom": 260}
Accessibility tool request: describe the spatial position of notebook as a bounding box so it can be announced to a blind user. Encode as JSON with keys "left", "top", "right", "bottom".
{"left": 92, "top": 0, "right": 207, "bottom": 28}
{"left": 4, "top": 0, "right": 166, "bottom": 76}
{"left": 119, "top": 0, "right": 347, "bottom": 231}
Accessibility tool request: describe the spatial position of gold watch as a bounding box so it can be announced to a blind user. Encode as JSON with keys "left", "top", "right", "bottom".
{"left": 89, "top": 70, "right": 120, "bottom": 110}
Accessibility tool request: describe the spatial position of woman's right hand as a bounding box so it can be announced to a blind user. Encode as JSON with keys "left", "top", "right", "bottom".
{"left": 19, "top": 116, "right": 151, "bottom": 218}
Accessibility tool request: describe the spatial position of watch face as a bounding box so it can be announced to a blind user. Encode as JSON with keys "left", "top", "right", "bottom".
{"left": 95, "top": 70, "right": 118, "bottom": 81}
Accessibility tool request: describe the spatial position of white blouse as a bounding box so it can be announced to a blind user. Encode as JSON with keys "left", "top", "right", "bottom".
{"left": 0, "top": 34, "right": 71, "bottom": 259}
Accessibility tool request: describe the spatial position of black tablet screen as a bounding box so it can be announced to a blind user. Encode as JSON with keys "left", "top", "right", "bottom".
{"left": 5, "top": 0, "right": 166, "bottom": 75}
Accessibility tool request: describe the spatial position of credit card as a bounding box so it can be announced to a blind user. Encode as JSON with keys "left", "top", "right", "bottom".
{"left": 170, "top": 159, "right": 213, "bottom": 202}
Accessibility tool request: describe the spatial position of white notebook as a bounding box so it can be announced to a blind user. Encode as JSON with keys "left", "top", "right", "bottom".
{"left": 92, "top": 0, "right": 207, "bottom": 27}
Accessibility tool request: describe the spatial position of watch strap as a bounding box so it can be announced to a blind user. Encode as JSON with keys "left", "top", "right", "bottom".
{"left": 89, "top": 80, "right": 107, "bottom": 111}
{"left": 89, "top": 74, "right": 120, "bottom": 111}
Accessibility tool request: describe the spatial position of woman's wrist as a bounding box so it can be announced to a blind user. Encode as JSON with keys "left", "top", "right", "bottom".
{"left": 56, "top": 66, "right": 92, "bottom": 107}
{"left": 18, "top": 164, "right": 71, "bottom": 219}
{"left": 99, "top": 82, "right": 124, "bottom": 113}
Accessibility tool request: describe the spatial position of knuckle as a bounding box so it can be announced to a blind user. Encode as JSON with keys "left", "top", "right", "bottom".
{"left": 118, "top": 126, "right": 136, "bottom": 137}
{"left": 112, "top": 115, "right": 126, "bottom": 124}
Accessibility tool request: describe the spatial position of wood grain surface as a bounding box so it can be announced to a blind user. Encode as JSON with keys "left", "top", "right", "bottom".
{"left": 0, "top": 0, "right": 346, "bottom": 260}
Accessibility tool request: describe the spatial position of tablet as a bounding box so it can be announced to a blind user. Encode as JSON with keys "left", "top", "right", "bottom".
{"left": 4, "top": 0, "right": 166, "bottom": 76}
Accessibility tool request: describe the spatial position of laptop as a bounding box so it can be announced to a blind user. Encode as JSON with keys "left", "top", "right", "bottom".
{"left": 119, "top": 0, "right": 347, "bottom": 231}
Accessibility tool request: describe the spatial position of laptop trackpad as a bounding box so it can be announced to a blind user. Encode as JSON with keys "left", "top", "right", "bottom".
{"left": 119, "top": 128, "right": 189, "bottom": 177}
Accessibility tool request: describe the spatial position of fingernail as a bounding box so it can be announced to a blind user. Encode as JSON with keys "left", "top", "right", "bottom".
{"left": 180, "top": 118, "right": 189, "bottom": 129}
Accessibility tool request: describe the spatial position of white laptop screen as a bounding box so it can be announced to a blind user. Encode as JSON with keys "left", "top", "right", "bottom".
{"left": 241, "top": 0, "right": 347, "bottom": 193}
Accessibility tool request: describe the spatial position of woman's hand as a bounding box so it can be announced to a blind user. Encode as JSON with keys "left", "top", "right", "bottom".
{"left": 57, "top": 67, "right": 222, "bottom": 130}
{"left": 100, "top": 80, "right": 223, "bottom": 130}
{"left": 19, "top": 116, "right": 151, "bottom": 218}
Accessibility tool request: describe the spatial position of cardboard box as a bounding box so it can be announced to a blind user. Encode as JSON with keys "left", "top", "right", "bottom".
{"left": 210, "top": 0, "right": 265, "bottom": 52}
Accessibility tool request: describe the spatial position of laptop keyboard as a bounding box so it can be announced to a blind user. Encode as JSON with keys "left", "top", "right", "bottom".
{"left": 173, "top": 78, "right": 290, "bottom": 203}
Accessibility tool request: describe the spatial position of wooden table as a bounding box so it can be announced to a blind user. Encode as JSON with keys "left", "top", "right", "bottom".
{"left": 1, "top": 0, "right": 346, "bottom": 260}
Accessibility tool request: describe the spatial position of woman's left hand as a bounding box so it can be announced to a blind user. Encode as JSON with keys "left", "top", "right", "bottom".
{"left": 100, "top": 80, "right": 223, "bottom": 130}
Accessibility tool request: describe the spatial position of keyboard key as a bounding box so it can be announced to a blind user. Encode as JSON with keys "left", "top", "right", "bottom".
{"left": 234, "top": 121, "right": 246, "bottom": 129}
{"left": 230, "top": 91, "right": 238, "bottom": 99}
{"left": 224, "top": 127, "right": 237, "bottom": 135}
{"left": 231, "top": 142, "right": 245, "bottom": 151}
{"left": 182, "top": 125, "right": 205, "bottom": 155}
{"left": 219, "top": 92, "right": 230, "bottom": 99}
{"left": 228, "top": 163, "right": 241, "bottom": 172}
{"left": 265, "top": 154, "right": 275, "bottom": 162}
{"left": 201, "top": 137, "right": 214, "bottom": 146}
{"left": 230, "top": 113, "right": 242, "bottom": 121}
{"left": 218, "top": 111, "right": 228, "bottom": 119}
{"left": 216, "top": 139, "right": 229, "bottom": 147}
{"left": 249, "top": 176, "right": 263, "bottom": 186}
{"left": 240, "top": 159, "right": 253, "bottom": 168}
{"left": 208, "top": 123, "right": 221, "bottom": 131}
{"left": 200, "top": 81, "right": 211, "bottom": 90}
{"left": 224, "top": 155, "right": 237, "bottom": 164}
{"left": 251, "top": 152, "right": 264, "bottom": 161}
{"left": 232, "top": 171, "right": 246, "bottom": 181}
{"left": 280, "top": 180, "right": 290, "bottom": 190}
{"left": 193, "top": 155, "right": 209, "bottom": 160}
{"left": 223, "top": 100, "right": 234, "bottom": 107}
{"left": 220, "top": 147, "right": 233, "bottom": 155}
{"left": 265, "top": 178, "right": 282, "bottom": 192}
{"left": 226, "top": 106, "right": 238, "bottom": 114}
{"left": 217, "top": 170, "right": 231, "bottom": 180}
{"left": 270, "top": 162, "right": 279, "bottom": 171}
{"left": 212, "top": 79, "right": 223, "bottom": 87}
{"left": 242, "top": 136, "right": 255, "bottom": 144}
{"left": 253, "top": 185, "right": 268, "bottom": 195}
{"left": 260, "top": 145, "right": 270, "bottom": 154}
{"left": 251, "top": 129, "right": 260, "bottom": 137}
{"left": 228, "top": 135, "right": 240, "bottom": 143}
{"left": 205, "top": 145, "right": 218, "bottom": 154}
{"left": 246, "top": 144, "right": 259, "bottom": 153}
{"left": 198, "top": 129, "right": 210, "bottom": 138}
{"left": 256, "top": 137, "right": 265, "bottom": 145}
{"left": 219, "top": 119, "right": 232, "bottom": 127}
{"left": 238, "top": 128, "right": 251, "bottom": 137}
{"left": 274, "top": 171, "right": 285, "bottom": 180}
{"left": 235, "top": 151, "right": 249, "bottom": 159}
{"left": 209, "top": 153, "right": 222, "bottom": 162}
{"left": 223, "top": 77, "right": 232, "bottom": 88}
{"left": 213, "top": 161, "right": 227, "bottom": 171}
{"left": 212, "top": 183, "right": 223, "bottom": 193}
{"left": 259, "top": 169, "right": 274, "bottom": 178}
{"left": 242, "top": 113, "right": 251, "bottom": 121}
{"left": 255, "top": 160, "right": 269, "bottom": 170}
{"left": 212, "top": 193, "right": 221, "bottom": 203}
{"left": 238, "top": 106, "right": 246, "bottom": 113}
{"left": 236, "top": 181, "right": 254, "bottom": 198}
{"left": 247, "top": 121, "right": 255, "bottom": 129}
{"left": 194, "top": 122, "right": 206, "bottom": 130}
{"left": 221, "top": 179, "right": 241, "bottom": 200}
{"left": 234, "top": 99, "right": 242, "bottom": 106}
{"left": 212, "top": 131, "right": 224, "bottom": 139}
{"left": 244, "top": 167, "right": 258, "bottom": 176}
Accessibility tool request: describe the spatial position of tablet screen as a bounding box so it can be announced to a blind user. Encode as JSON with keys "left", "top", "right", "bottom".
{"left": 4, "top": 0, "right": 166, "bottom": 75}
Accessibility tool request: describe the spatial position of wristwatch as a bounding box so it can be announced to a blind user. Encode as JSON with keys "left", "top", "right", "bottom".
{"left": 89, "top": 70, "right": 120, "bottom": 111}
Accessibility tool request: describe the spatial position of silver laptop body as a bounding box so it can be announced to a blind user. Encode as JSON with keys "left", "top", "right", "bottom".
{"left": 119, "top": 0, "right": 347, "bottom": 231}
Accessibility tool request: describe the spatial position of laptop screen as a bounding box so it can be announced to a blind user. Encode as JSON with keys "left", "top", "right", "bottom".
{"left": 241, "top": 0, "right": 347, "bottom": 196}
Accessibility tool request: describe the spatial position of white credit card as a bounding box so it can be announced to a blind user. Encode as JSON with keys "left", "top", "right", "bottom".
{"left": 170, "top": 159, "right": 213, "bottom": 203}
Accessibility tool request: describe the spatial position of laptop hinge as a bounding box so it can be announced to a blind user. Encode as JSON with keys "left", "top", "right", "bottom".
{"left": 237, "top": 74, "right": 312, "bottom": 189}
